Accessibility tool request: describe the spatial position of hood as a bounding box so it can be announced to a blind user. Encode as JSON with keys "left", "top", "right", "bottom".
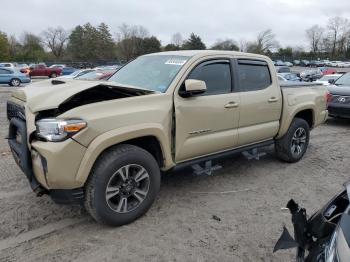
{"left": 327, "top": 84, "right": 350, "bottom": 96}
{"left": 11, "top": 79, "right": 155, "bottom": 113}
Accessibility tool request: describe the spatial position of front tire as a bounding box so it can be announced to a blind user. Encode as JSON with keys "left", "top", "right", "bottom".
{"left": 9, "top": 78, "right": 21, "bottom": 87}
{"left": 84, "top": 144, "right": 161, "bottom": 226}
{"left": 275, "top": 118, "right": 310, "bottom": 163}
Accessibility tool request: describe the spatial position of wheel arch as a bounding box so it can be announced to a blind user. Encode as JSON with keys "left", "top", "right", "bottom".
{"left": 75, "top": 126, "right": 174, "bottom": 186}
{"left": 277, "top": 106, "right": 315, "bottom": 139}
{"left": 294, "top": 109, "right": 314, "bottom": 128}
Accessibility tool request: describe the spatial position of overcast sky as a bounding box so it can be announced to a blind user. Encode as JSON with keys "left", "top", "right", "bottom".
{"left": 1, "top": 0, "right": 350, "bottom": 50}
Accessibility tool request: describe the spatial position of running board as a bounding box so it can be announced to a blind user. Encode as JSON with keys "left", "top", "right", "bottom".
{"left": 171, "top": 140, "right": 274, "bottom": 172}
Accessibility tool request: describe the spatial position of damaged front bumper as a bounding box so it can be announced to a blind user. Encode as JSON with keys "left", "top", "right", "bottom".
{"left": 274, "top": 186, "right": 350, "bottom": 262}
{"left": 7, "top": 101, "right": 86, "bottom": 204}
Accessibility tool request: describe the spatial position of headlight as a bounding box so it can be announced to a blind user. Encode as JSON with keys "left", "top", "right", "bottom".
{"left": 36, "top": 118, "right": 87, "bottom": 142}
{"left": 325, "top": 229, "right": 339, "bottom": 262}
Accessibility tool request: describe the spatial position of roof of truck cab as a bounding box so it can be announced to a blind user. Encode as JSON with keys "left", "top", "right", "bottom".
{"left": 145, "top": 50, "right": 269, "bottom": 60}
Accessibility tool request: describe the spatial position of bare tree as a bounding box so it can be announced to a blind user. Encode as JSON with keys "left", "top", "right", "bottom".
{"left": 171, "top": 32, "right": 183, "bottom": 47}
{"left": 115, "top": 24, "right": 154, "bottom": 61}
{"left": 246, "top": 29, "right": 279, "bottom": 54}
{"left": 306, "top": 25, "right": 324, "bottom": 53}
{"left": 239, "top": 39, "right": 248, "bottom": 52}
{"left": 42, "top": 27, "right": 68, "bottom": 59}
{"left": 327, "top": 16, "right": 348, "bottom": 57}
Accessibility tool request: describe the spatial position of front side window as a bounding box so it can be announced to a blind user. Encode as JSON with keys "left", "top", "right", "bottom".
{"left": 237, "top": 61, "right": 272, "bottom": 92}
{"left": 187, "top": 61, "right": 232, "bottom": 96}
{"left": 108, "top": 55, "right": 189, "bottom": 92}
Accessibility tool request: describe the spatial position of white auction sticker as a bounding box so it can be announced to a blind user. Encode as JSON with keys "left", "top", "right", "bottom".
{"left": 165, "top": 59, "right": 187, "bottom": 66}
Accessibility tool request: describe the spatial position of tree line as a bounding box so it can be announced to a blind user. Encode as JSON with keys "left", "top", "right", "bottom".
{"left": 0, "top": 16, "right": 349, "bottom": 63}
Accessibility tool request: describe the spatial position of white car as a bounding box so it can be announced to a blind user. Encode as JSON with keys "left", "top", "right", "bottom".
{"left": 0, "top": 62, "right": 17, "bottom": 68}
{"left": 314, "top": 74, "right": 342, "bottom": 85}
{"left": 49, "top": 64, "right": 66, "bottom": 69}
{"left": 57, "top": 69, "right": 95, "bottom": 79}
{"left": 339, "top": 62, "right": 350, "bottom": 68}
{"left": 284, "top": 62, "right": 293, "bottom": 67}
{"left": 329, "top": 61, "right": 342, "bottom": 67}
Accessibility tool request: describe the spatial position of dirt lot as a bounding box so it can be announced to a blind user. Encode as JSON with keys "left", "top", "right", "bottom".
{"left": 0, "top": 83, "right": 349, "bottom": 262}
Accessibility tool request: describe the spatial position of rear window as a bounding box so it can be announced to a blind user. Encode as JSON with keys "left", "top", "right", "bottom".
{"left": 237, "top": 60, "right": 272, "bottom": 92}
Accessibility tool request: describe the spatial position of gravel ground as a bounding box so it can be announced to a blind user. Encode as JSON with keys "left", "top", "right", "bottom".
{"left": 0, "top": 83, "right": 349, "bottom": 262}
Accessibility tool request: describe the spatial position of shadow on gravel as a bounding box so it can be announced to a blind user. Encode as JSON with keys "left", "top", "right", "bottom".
{"left": 325, "top": 117, "right": 350, "bottom": 127}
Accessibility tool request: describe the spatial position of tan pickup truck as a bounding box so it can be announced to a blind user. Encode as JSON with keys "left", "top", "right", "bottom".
{"left": 7, "top": 50, "right": 329, "bottom": 226}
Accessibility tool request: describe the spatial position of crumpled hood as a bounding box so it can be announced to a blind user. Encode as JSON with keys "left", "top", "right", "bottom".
{"left": 11, "top": 79, "right": 153, "bottom": 112}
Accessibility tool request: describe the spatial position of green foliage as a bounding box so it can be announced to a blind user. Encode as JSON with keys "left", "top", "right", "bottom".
{"left": 67, "top": 23, "right": 116, "bottom": 61}
{"left": 277, "top": 47, "right": 293, "bottom": 58}
{"left": 182, "top": 33, "right": 206, "bottom": 50}
{"left": 116, "top": 36, "right": 161, "bottom": 62}
{"left": 211, "top": 39, "right": 239, "bottom": 51}
{"left": 18, "top": 33, "right": 46, "bottom": 62}
{"left": 0, "top": 31, "right": 10, "bottom": 61}
{"left": 163, "top": 44, "right": 180, "bottom": 51}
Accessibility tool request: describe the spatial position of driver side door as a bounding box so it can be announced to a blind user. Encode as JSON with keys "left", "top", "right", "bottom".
{"left": 174, "top": 59, "right": 240, "bottom": 162}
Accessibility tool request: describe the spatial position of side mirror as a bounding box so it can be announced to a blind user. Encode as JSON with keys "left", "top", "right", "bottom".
{"left": 182, "top": 79, "right": 207, "bottom": 96}
{"left": 328, "top": 79, "right": 335, "bottom": 84}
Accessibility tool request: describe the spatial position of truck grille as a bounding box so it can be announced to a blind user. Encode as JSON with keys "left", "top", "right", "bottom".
{"left": 331, "top": 95, "right": 350, "bottom": 104}
{"left": 7, "top": 101, "right": 25, "bottom": 121}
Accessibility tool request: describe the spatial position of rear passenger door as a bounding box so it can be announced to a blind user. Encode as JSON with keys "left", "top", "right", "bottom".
{"left": 235, "top": 59, "right": 282, "bottom": 146}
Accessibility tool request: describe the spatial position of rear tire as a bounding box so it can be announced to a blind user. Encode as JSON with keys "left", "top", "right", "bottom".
{"left": 9, "top": 78, "right": 21, "bottom": 87}
{"left": 275, "top": 118, "right": 310, "bottom": 163}
{"left": 84, "top": 144, "right": 161, "bottom": 226}
{"left": 50, "top": 72, "right": 57, "bottom": 78}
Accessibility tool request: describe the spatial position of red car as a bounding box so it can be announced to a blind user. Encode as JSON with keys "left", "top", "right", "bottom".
{"left": 29, "top": 64, "right": 62, "bottom": 78}
{"left": 319, "top": 67, "right": 337, "bottom": 75}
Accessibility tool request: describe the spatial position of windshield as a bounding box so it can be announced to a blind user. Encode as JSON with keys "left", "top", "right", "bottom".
{"left": 335, "top": 73, "right": 350, "bottom": 86}
{"left": 108, "top": 55, "right": 189, "bottom": 92}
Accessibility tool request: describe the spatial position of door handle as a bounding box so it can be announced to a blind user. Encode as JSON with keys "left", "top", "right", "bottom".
{"left": 268, "top": 97, "right": 279, "bottom": 103}
{"left": 224, "top": 101, "right": 239, "bottom": 108}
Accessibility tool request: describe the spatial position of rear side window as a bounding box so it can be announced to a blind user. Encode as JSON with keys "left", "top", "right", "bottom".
{"left": 0, "top": 69, "right": 10, "bottom": 74}
{"left": 188, "top": 61, "right": 232, "bottom": 95}
{"left": 237, "top": 60, "right": 272, "bottom": 92}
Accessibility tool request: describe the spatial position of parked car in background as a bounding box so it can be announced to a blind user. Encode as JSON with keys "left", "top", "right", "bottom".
{"left": 49, "top": 64, "right": 66, "bottom": 69}
{"left": 94, "top": 65, "right": 121, "bottom": 70}
{"left": 0, "top": 68, "right": 31, "bottom": 86}
{"left": 0, "top": 62, "right": 17, "bottom": 68}
{"left": 277, "top": 73, "right": 301, "bottom": 82}
{"left": 293, "top": 60, "right": 300, "bottom": 66}
{"left": 329, "top": 61, "right": 342, "bottom": 67}
{"left": 300, "top": 60, "right": 310, "bottom": 66}
{"left": 284, "top": 62, "right": 293, "bottom": 67}
{"left": 319, "top": 67, "right": 337, "bottom": 75}
{"left": 327, "top": 72, "right": 350, "bottom": 118}
{"left": 74, "top": 69, "right": 116, "bottom": 80}
{"left": 275, "top": 66, "right": 291, "bottom": 73}
{"left": 61, "top": 67, "right": 77, "bottom": 76}
{"left": 300, "top": 69, "right": 323, "bottom": 82}
{"left": 314, "top": 74, "right": 342, "bottom": 86}
{"left": 309, "top": 60, "right": 325, "bottom": 67}
{"left": 337, "top": 61, "right": 350, "bottom": 68}
{"left": 29, "top": 64, "right": 62, "bottom": 78}
{"left": 274, "top": 60, "right": 285, "bottom": 66}
{"left": 58, "top": 69, "right": 95, "bottom": 79}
